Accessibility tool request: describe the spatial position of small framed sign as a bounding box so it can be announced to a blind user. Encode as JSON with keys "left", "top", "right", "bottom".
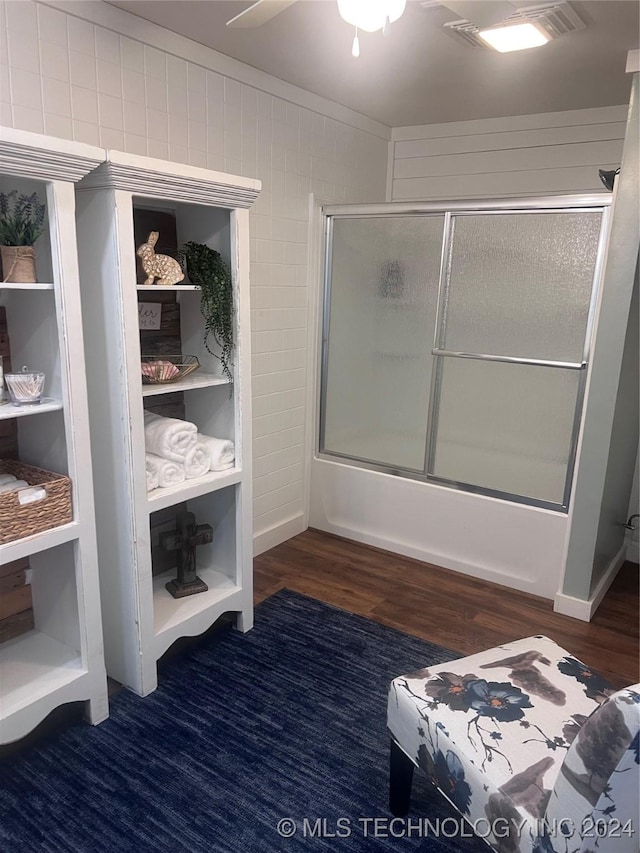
{"left": 138, "top": 302, "right": 162, "bottom": 330}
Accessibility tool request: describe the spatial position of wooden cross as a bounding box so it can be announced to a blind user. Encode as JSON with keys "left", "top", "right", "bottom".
{"left": 160, "top": 510, "right": 212, "bottom": 598}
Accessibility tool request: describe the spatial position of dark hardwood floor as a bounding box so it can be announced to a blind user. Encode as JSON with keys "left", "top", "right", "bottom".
{"left": 254, "top": 528, "right": 640, "bottom": 689}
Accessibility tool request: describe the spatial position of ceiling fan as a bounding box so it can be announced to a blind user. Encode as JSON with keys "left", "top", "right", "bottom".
{"left": 226, "top": 0, "right": 412, "bottom": 56}
{"left": 225, "top": 0, "right": 566, "bottom": 56}
{"left": 226, "top": 0, "right": 298, "bottom": 29}
{"left": 225, "top": 0, "right": 517, "bottom": 30}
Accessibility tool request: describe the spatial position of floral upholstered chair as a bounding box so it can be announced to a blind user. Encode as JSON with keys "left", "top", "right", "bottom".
{"left": 387, "top": 636, "right": 639, "bottom": 853}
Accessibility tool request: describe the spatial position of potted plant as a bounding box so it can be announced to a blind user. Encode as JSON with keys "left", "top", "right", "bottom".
{"left": 178, "top": 241, "right": 235, "bottom": 384}
{"left": 0, "top": 190, "right": 46, "bottom": 283}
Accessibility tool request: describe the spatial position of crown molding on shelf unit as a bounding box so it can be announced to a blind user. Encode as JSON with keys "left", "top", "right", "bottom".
{"left": 77, "top": 150, "right": 262, "bottom": 208}
{"left": 0, "top": 127, "right": 104, "bottom": 183}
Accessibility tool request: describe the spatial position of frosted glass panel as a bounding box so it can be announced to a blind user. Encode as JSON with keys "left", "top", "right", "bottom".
{"left": 442, "top": 212, "right": 602, "bottom": 362}
{"left": 322, "top": 215, "right": 444, "bottom": 471}
{"left": 430, "top": 358, "right": 580, "bottom": 504}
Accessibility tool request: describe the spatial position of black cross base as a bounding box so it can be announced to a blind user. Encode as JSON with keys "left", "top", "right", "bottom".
{"left": 160, "top": 510, "right": 213, "bottom": 599}
{"left": 165, "top": 575, "right": 209, "bottom": 599}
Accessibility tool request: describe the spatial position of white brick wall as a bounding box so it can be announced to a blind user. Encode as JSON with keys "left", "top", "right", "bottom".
{"left": 0, "top": 0, "right": 390, "bottom": 550}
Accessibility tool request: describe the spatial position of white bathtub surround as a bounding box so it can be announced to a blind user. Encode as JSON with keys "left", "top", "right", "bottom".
{"left": 310, "top": 458, "right": 569, "bottom": 600}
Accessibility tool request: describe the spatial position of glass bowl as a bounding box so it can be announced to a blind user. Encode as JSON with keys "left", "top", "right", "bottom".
{"left": 5, "top": 369, "right": 46, "bottom": 405}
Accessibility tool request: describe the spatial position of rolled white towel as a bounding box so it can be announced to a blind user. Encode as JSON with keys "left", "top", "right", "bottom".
{"left": 145, "top": 457, "right": 159, "bottom": 492}
{"left": 145, "top": 453, "right": 185, "bottom": 489}
{"left": 0, "top": 479, "right": 29, "bottom": 494}
{"left": 0, "top": 473, "right": 17, "bottom": 486}
{"left": 184, "top": 441, "right": 210, "bottom": 479}
{"left": 198, "top": 434, "right": 235, "bottom": 471}
{"left": 143, "top": 411, "right": 197, "bottom": 463}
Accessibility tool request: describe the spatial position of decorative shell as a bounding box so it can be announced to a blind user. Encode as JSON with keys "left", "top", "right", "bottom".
{"left": 141, "top": 360, "right": 180, "bottom": 381}
{"left": 140, "top": 355, "right": 200, "bottom": 384}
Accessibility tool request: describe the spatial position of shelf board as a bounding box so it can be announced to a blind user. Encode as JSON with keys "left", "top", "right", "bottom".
{"left": 0, "top": 397, "right": 63, "bottom": 420}
{"left": 0, "top": 629, "right": 86, "bottom": 721}
{"left": 0, "top": 521, "right": 80, "bottom": 564}
{"left": 141, "top": 372, "right": 230, "bottom": 397}
{"left": 136, "top": 284, "right": 200, "bottom": 291}
{"left": 0, "top": 282, "right": 55, "bottom": 290}
{"left": 153, "top": 565, "right": 241, "bottom": 657}
{"left": 147, "top": 467, "right": 241, "bottom": 513}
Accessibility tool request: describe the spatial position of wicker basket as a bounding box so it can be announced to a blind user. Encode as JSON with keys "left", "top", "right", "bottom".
{"left": 0, "top": 459, "right": 72, "bottom": 545}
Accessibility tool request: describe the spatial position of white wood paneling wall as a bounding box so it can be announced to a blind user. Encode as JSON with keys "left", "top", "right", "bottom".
{"left": 390, "top": 106, "right": 627, "bottom": 201}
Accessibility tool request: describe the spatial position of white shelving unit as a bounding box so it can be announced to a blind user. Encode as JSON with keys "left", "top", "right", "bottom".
{"left": 0, "top": 398, "right": 63, "bottom": 419}
{"left": 76, "top": 150, "right": 260, "bottom": 696}
{"left": 0, "top": 127, "right": 108, "bottom": 743}
{"left": 141, "top": 371, "right": 229, "bottom": 397}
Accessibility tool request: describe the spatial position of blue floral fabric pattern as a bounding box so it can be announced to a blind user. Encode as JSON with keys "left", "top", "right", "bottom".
{"left": 557, "top": 656, "right": 615, "bottom": 704}
{"left": 466, "top": 680, "right": 533, "bottom": 722}
{"left": 417, "top": 743, "right": 473, "bottom": 814}
{"left": 546, "top": 686, "right": 640, "bottom": 852}
{"left": 387, "top": 636, "right": 640, "bottom": 853}
{"left": 424, "top": 672, "right": 533, "bottom": 720}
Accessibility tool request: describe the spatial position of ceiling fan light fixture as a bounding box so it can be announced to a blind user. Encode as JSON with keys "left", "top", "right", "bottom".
{"left": 478, "top": 21, "right": 550, "bottom": 51}
{"left": 337, "top": 0, "right": 406, "bottom": 33}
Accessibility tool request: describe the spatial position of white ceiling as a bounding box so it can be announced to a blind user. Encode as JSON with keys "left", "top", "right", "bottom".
{"left": 107, "top": 0, "right": 639, "bottom": 127}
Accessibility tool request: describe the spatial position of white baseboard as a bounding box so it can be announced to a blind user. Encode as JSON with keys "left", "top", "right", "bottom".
{"left": 554, "top": 543, "right": 627, "bottom": 622}
{"left": 253, "top": 512, "right": 306, "bottom": 557}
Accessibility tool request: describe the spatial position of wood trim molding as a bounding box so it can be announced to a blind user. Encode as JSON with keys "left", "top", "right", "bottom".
{"left": 0, "top": 127, "right": 103, "bottom": 183}
{"left": 78, "top": 151, "right": 261, "bottom": 208}
{"left": 79, "top": 162, "right": 261, "bottom": 208}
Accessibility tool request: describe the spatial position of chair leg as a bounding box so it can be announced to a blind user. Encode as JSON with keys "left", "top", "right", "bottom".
{"left": 389, "top": 738, "right": 415, "bottom": 817}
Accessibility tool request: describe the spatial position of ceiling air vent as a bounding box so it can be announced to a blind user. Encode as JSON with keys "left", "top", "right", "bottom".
{"left": 442, "top": 1, "right": 586, "bottom": 48}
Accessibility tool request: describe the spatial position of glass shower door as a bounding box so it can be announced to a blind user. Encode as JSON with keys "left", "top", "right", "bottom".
{"left": 320, "top": 202, "right": 608, "bottom": 511}
{"left": 428, "top": 210, "right": 605, "bottom": 508}
{"left": 321, "top": 215, "right": 444, "bottom": 471}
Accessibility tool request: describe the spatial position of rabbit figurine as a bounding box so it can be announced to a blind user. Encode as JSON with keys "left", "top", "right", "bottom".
{"left": 136, "top": 231, "right": 185, "bottom": 286}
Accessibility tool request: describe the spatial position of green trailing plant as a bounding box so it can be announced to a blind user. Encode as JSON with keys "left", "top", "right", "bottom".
{"left": 0, "top": 190, "right": 46, "bottom": 246}
{"left": 179, "top": 241, "right": 235, "bottom": 385}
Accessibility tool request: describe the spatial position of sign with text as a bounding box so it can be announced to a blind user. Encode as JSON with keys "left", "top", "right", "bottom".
{"left": 138, "top": 302, "right": 162, "bottom": 330}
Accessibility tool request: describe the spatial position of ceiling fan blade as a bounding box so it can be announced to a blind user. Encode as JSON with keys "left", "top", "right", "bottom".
{"left": 226, "top": 0, "right": 298, "bottom": 28}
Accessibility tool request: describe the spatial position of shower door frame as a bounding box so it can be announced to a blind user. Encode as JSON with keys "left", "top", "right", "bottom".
{"left": 319, "top": 194, "right": 612, "bottom": 513}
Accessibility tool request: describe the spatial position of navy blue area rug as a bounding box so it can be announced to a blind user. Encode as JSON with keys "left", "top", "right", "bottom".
{"left": 0, "top": 589, "right": 488, "bottom": 852}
